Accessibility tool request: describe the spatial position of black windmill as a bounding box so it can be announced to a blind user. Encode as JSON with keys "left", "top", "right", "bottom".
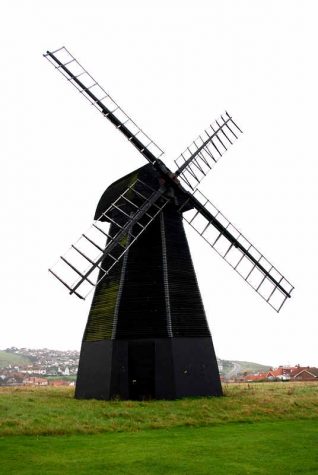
{"left": 45, "top": 47, "right": 294, "bottom": 400}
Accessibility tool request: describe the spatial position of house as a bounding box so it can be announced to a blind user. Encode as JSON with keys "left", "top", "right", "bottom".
{"left": 267, "top": 367, "right": 291, "bottom": 381}
{"left": 48, "top": 379, "right": 72, "bottom": 387}
{"left": 23, "top": 377, "right": 48, "bottom": 386}
{"left": 244, "top": 372, "right": 269, "bottom": 382}
{"left": 243, "top": 365, "right": 318, "bottom": 383}
{"left": 289, "top": 366, "right": 318, "bottom": 381}
{"left": 63, "top": 366, "right": 70, "bottom": 376}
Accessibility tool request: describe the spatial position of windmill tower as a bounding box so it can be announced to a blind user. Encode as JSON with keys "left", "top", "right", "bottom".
{"left": 45, "top": 47, "right": 294, "bottom": 400}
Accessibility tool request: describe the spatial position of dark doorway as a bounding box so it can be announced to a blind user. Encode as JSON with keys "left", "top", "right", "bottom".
{"left": 128, "top": 341, "right": 155, "bottom": 400}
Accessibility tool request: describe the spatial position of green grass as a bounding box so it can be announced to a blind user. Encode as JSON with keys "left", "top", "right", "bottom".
{"left": 0, "top": 383, "right": 317, "bottom": 474}
{"left": 0, "top": 420, "right": 317, "bottom": 474}
{"left": 0, "top": 382, "right": 317, "bottom": 436}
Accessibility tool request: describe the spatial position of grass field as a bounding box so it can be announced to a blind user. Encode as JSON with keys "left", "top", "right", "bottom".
{"left": 0, "top": 383, "right": 317, "bottom": 474}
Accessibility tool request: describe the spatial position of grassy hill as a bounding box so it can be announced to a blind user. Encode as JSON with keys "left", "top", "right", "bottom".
{"left": 0, "top": 350, "right": 31, "bottom": 368}
{"left": 0, "top": 383, "right": 317, "bottom": 474}
{"left": 232, "top": 359, "right": 271, "bottom": 373}
{"left": 234, "top": 361, "right": 272, "bottom": 373}
{"left": 220, "top": 359, "right": 271, "bottom": 377}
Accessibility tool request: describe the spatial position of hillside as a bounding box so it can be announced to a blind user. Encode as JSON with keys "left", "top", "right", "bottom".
{"left": 0, "top": 347, "right": 272, "bottom": 377}
{"left": 233, "top": 360, "right": 271, "bottom": 373}
{"left": 0, "top": 350, "right": 31, "bottom": 368}
{"left": 1, "top": 347, "right": 272, "bottom": 379}
{"left": 219, "top": 359, "right": 271, "bottom": 378}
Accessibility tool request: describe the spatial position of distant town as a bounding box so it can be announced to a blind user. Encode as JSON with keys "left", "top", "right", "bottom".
{"left": 0, "top": 347, "right": 79, "bottom": 387}
{"left": 0, "top": 347, "right": 317, "bottom": 387}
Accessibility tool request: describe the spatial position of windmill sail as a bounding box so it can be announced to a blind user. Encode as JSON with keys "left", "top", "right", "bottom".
{"left": 44, "top": 47, "right": 164, "bottom": 165}
{"left": 44, "top": 47, "right": 293, "bottom": 313}
{"left": 174, "top": 112, "right": 242, "bottom": 190}
{"left": 180, "top": 189, "right": 293, "bottom": 312}
{"left": 49, "top": 180, "right": 169, "bottom": 299}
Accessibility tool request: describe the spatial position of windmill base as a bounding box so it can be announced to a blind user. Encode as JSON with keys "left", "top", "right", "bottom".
{"left": 75, "top": 338, "right": 223, "bottom": 400}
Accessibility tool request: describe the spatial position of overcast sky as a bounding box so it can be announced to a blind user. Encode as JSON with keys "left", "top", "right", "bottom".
{"left": 1, "top": 0, "right": 317, "bottom": 367}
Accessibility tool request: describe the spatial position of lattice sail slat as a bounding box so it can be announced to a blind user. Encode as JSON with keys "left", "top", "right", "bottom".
{"left": 49, "top": 180, "right": 169, "bottom": 299}
{"left": 181, "top": 189, "right": 294, "bottom": 312}
{"left": 174, "top": 112, "right": 242, "bottom": 190}
{"left": 44, "top": 47, "right": 164, "bottom": 164}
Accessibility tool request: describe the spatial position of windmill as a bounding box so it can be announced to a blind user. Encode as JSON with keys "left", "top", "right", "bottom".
{"left": 44, "top": 47, "right": 293, "bottom": 400}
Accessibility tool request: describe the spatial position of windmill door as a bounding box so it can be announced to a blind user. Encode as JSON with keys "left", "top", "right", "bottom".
{"left": 128, "top": 341, "right": 155, "bottom": 400}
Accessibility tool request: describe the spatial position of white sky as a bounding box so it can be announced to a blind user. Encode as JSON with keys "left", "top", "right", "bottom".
{"left": 1, "top": 0, "right": 317, "bottom": 367}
